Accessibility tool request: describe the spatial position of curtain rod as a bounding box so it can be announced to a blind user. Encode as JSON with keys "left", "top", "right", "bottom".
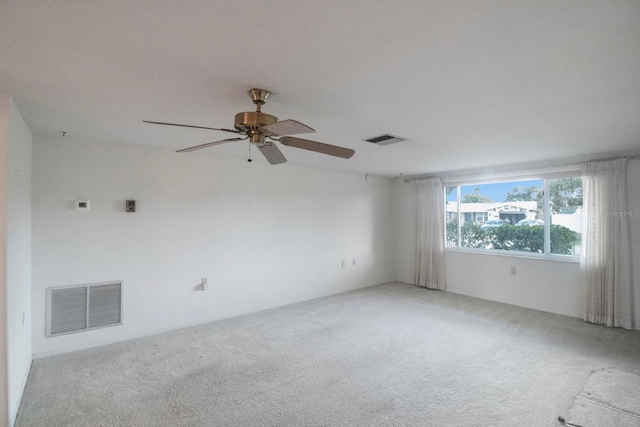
{"left": 403, "top": 153, "right": 640, "bottom": 183}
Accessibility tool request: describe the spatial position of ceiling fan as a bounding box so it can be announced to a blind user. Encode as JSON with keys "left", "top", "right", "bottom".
{"left": 143, "top": 89, "right": 355, "bottom": 165}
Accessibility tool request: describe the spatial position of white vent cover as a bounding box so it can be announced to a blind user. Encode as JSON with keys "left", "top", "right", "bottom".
{"left": 46, "top": 281, "right": 123, "bottom": 337}
{"left": 364, "top": 134, "right": 406, "bottom": 146}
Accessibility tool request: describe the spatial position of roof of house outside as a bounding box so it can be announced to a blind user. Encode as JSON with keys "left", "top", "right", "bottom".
{"left": 446, "top": 201, "right": 537, "bottom": 213}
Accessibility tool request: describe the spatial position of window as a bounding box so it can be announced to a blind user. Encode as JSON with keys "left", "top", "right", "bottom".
{"left": 446, "top": 176, "right": 582, "bottom": 256}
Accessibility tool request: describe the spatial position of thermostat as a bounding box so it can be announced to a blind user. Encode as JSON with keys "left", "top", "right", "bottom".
{"left": 75, "top": 200, "right": 90, "bottom": 211}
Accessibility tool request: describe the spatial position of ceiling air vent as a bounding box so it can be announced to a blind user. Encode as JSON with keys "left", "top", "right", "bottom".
{"left": 365, "top": 134, "right": 406, "bottom": 146}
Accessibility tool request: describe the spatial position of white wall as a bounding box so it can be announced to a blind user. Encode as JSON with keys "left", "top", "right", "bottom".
{"left": 5, "top": 99, "right": 32, "bottom": 427}
{"left": 0, "top": 92, "right": 10, "bottom": 427}
{"left": 394, "top": 160, "right": 640, "bottom": 327}
{"left": 0, "top": 93, "right": 32, "bottom": 425}
{"left": 444, "top": 251, "right": 581, "bottom": 317}
{"left": 1, "top": 94, "right": 33, "bottom": 427}
{"left": 31, "top": 135, "right": 396, "bottom": 356}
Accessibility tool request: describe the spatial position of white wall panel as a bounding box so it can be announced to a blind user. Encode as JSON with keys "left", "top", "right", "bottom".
{"left": 394, "top": 162, "right": 640, "bottom": 328}
{"left": 32, "top": 135, "right": 396, "bottom": 356}
{"left": 2, "top": 95, "right": 33, "bottom": 427}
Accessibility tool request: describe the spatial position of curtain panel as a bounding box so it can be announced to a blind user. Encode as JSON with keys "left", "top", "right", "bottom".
{"left": 412, "top": 178, "right": 446, "bottom": 290}
{"left": 580, "top": 158, "right": 632, "bottom": 330}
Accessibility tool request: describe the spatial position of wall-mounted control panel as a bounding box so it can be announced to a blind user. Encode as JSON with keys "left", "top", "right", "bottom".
{"left": 75, "top": 200, "right": 90, "bottom": 211}
{"left": 126, "top": 200, "right": 136, "bottom": 213}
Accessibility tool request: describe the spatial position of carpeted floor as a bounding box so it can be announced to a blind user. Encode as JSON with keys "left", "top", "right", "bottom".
{"left": 15, "top": 283, "right": 640, "bottom": 426}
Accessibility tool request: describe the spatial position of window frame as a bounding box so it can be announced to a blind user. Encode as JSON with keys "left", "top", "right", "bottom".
{"left": 444, "top": 173, "right": 582, "bottom": 262}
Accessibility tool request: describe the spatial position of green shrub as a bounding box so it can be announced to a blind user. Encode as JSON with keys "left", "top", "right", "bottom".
{"left": 447, "top": 220, "right": 578, "bottom": 254}
{"left": 490, "top": 225, "right": 543, "bottom": 252}
{"left": 549, "top": 224, "right": 578, "bottom": 255}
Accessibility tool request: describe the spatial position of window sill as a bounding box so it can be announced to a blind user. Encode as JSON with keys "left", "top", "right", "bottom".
{"left": 445, "top": 247, "right": 580, "bottom": 263}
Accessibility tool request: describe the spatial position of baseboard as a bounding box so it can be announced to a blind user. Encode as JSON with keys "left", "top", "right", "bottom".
{"left": 10, "top": 355, "right": 33, "bottom": 427}
{"left": 393, "top": 280, "right": 415, "bottom": 286}
{"left": 364, "top": 280, "right": 640, "bottom": 332}
{"left": 34, "top": 281, "right": 400, "bottom": 359}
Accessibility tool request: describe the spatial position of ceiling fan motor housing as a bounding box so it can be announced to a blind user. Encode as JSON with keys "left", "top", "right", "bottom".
{"left": 235, "top": 111, "right": 278, "bottom": 143}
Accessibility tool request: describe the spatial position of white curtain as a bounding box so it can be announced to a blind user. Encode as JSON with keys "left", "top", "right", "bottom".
{"left": 412, "top": 178, "right": 446, "bottom": 290}
{"left": 580, "top": 158, "right": 632, "bottom": 330}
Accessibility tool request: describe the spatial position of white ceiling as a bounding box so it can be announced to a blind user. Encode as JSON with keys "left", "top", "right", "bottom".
{"left": 1, "top": 1, "right": 640, "bottom": 177}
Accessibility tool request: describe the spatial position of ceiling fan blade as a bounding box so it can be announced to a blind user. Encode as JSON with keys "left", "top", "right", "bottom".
{"left": 258, "top": 143, "right": 287, "bottom": 165}
{"left": 176, "top": 137, "right": 245, "bottom": 153}
{"left": 261, "top": 119, "right": 315, "bottom": 137}
{"left": 143, "top": 120, "right": 240, "bottom": 134}
{"left": 279, "top": 137, "right": 355, "bottom": 159}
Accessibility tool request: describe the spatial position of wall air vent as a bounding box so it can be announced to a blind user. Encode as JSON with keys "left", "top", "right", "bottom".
{"left": 46, "top": 281, "right": 123, "bottom": 337}
{"left": 364, "top": 134, "right": 406, "bottom": 146}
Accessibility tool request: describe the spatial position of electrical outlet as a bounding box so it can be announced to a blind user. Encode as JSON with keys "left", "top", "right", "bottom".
{"left": 341, "top": 260, "right": 346, "bottom": 268}
{"left": 201, "top": 278, "right": 208, "bottom": 291}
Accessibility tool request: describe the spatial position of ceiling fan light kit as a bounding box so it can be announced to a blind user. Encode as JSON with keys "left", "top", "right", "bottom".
{"left": 144, "top": 89, "right": 355, "bottom": 165}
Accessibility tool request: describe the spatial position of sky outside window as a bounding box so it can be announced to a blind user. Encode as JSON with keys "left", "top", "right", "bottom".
{"left": 446, "top": 180, "right": 543, "bottom": 202}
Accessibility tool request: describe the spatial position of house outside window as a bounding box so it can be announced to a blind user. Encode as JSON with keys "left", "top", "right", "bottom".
{"left": 446, "top": 177, "right": 583, "bottom": 256}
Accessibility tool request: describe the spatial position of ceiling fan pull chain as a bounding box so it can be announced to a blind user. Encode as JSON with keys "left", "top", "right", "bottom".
{"left": 247, "top": 141, "right": 253, "bottom": 163}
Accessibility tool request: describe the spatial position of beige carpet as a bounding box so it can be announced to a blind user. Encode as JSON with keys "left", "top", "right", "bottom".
{"left": 566, "top": 368, "right": 640, "bottom": 426}
{"left": 15, "top": 283, "right": 640, "bottom": 426}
